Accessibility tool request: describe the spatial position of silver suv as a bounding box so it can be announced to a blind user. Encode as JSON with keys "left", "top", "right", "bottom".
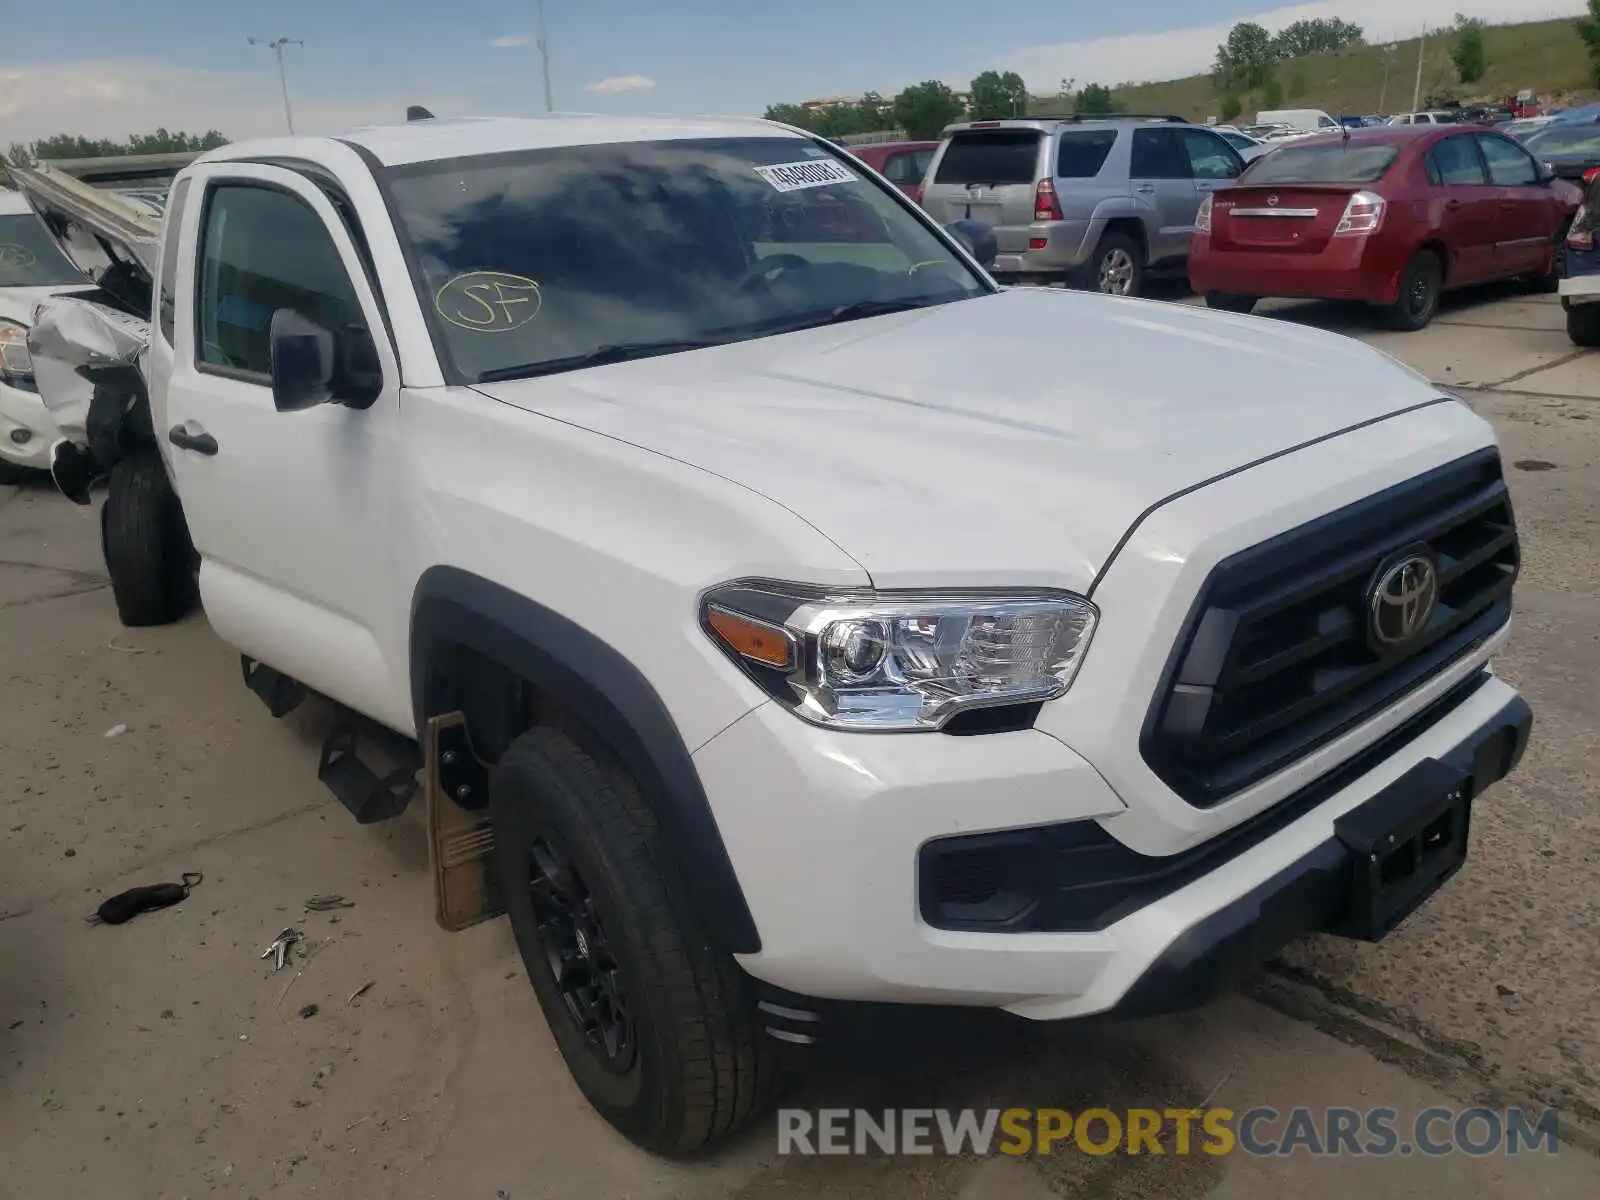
{"left": 921, "top": 116, "right": 1246, "bottom": 295}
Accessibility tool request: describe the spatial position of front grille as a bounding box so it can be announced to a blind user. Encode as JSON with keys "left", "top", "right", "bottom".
{"left": 1143, "top": 449, "right": 1518, "bottom": 807}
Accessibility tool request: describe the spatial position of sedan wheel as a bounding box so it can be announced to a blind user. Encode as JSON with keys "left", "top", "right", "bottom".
{"left": 1382, "top": 251, "right": 1443, "bottom": 331}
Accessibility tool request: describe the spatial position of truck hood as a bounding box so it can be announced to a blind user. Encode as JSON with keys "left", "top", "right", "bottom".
{"left": 473, "top": 288, "right": 1443, "bottom": 591}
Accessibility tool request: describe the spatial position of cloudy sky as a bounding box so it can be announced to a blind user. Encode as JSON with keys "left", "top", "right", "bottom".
{"left": 1, "top": 0, "right": 1587, "bottom": 145}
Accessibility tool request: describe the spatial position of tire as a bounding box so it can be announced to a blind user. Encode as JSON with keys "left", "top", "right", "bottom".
{"left": 1381, "top": 250, "right": 1444, "bottom": 331}
{"left": 1084, "top": 230, "right": 1144, "bottom": 297}
{"left": 101, "top": 450, "right": 196, "bottom": 627}
{"left": 1567, "top": 302, "right": 1600, "bottom": 346}
{"left": 491, "top": 726, "right": 774, "bottom": 1155}
{"left": 1204, "top": 292, "right": 1258, "bottom": 314}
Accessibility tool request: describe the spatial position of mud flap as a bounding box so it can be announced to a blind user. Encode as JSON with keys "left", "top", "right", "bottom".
{"left": 425, "top": 712, "right": 503, "bottom": 931}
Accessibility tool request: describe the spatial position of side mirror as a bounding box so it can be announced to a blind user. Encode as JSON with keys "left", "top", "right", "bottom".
{"left": 1539, "top": 160, "right": 1557, "bottom": 184}
{"left": 945, "top": 218, "right": 998, "bottom": 269}
{"left": 269, "top": 309, "right": 382, "bottom": 413}
{"left": 270, "top": 309, "right": 336, "bottom": 413}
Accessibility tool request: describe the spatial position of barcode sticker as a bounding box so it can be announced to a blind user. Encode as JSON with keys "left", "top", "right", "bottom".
{"left": 753, "top": 158, "right": 858, "bottom": 193}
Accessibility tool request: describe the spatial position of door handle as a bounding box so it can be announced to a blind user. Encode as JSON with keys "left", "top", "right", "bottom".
{"left": 1136, "top": 184, "right": 1156, "bottom": 194}
{"left": 1445, "top": 198, "right": 1462, "bottom": 210}
{"left": 1500, "top": 202, "right": 1517, "bottom": 211}
{"left": 168, "top": 424, "right": 219, "bottom": 456}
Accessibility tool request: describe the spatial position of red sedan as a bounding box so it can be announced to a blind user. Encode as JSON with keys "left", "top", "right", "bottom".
{"left": 848, "top": 140, "right": 940, "bottom": 205}
{"left": 1189, "top": 126, "right": 1581, "bottom": 329}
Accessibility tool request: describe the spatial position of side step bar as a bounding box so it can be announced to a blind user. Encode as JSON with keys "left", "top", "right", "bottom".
{"left": 317, "top": 715, "right": 421, "bottom": 824}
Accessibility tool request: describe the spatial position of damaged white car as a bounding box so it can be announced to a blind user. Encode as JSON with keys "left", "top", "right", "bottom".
{"left": 0, "top": 185, "right": 109, "bottom": 480}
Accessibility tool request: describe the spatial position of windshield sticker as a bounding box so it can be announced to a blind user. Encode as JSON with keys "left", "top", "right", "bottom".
{"left": 434, "top": 271, "right": 543, "bottom": 332}
{"left": 0, "top": 245, "right": 38, "bottom": 273}
{"left": 753, "top": 159, "right": 858, "bottom": 193}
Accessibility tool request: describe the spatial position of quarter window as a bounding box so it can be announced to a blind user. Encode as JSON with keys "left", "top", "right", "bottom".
{"left": 194, "top": 184, "right": 365, "bottom": 377}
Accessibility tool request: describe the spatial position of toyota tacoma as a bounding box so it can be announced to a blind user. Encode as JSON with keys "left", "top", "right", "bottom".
{"left": 15, "top": 114, "right": 1530, "bottom": 1155}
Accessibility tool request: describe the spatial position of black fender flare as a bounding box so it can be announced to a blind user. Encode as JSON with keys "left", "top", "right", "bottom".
{"left": 409, "top": 566, "right": 761, "bottom": 954}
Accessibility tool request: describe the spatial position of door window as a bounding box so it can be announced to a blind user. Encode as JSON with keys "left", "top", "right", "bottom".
{"left": 1130, "top": 128, "right": 1190, "bottom": 179}
{"left": 194, "top": 183, "right": 366, "bottom": 378}
{"left": 1476, "top": 135, "right": 1538, "bottom": 186}
{"left": 880, "top": 152, "right": 916, "bottom": 183}
{"left": 156, "top": 179, "right": 192, "bottom": 344}
{"left": 1426, "top": 136, "right": 1488, "bottom": 186}
{"left": 1178, "top": 129, "right": 1243, "bottom": 180}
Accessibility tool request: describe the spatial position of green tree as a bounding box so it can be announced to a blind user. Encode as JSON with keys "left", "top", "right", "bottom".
{"left": 968, "top": 69, "right": 1030, "bottom": 119}
{"left": 856, "top": 91, "right": 890, "bottom": 131}
{"left": 1449, "top": 15, "right": 1487, "bottom": 84}
{"left": 1220, "top": 93, "right": 1243, "bottom": 122}
{"left": 1075, "top": 83, "right": 1117, "bottom": 115}
{"left": 891, "top": 81, "right": 965, "bottom": 139}
{"left": 762, "top": 103, "right": 816, "bottom": 130}
{"left": 1271, "top": 17, "right": 1364, "bottom": 58}
{"left": 1581, "top": 0, "right": 1600, "bottom": 86}
{"left": 1214, "top": 22, "right": 1278, "bottom": 91}
{"left": 5, "top": 129, "right": 228, "bottom": 164}
{"left": 1287, "top": 67, "right": 1308, "bottom": 100}
{"left": 811, "top": 103, "right": 866, "bottom": 139}
{"left": 1258, "top": 72, "right": 1285, "bottom": 110}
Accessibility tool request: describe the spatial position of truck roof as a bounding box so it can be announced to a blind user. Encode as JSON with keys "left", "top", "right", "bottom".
{"left": 201, "top": 114, "right": 807, "bottom": 169}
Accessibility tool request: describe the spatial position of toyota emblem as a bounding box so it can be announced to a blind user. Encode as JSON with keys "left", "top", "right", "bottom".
{"left": 1267, "top": 194, "right": 1280, "bottom": 206}
{"left": 1368, "top": 550, "right": 1440, "bottom": 650}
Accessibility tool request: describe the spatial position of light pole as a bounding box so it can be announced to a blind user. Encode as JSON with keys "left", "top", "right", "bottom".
{"left": 535, "top": 0, "right": 553, "bottom": 112}
{"left": 1411, "top": 25, "right": 1427, "bottom": 116}
{"left": 248, "top": 36, "right": 305, "bottom": 134}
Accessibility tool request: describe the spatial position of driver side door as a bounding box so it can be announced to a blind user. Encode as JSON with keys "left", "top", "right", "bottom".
{"left": 161, "top": 162, "right": 411, "bottom": 731}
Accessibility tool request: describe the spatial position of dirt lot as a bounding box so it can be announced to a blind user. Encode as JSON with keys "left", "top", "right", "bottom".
{"left": 2, "top": 288, "right": 1598, "bottom": 1199}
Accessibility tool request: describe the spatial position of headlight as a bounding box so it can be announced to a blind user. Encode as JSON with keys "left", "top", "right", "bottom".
{"left": 0, "top": 319, "right": 34, "bottom": 383}
{"left": 701, "top": 580, "right": 1097, "bottom": 731}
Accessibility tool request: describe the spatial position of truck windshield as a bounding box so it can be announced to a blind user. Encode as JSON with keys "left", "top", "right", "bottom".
{"left": 0, "top": 213, "right": 90, "bottom": 288}
{"left": 384, "top": 136, "right": 988, "bottom": 384}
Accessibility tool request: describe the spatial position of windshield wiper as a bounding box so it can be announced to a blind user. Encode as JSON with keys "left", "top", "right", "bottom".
{"left": 475, "top": 338, "right": 717, "bottom": 383}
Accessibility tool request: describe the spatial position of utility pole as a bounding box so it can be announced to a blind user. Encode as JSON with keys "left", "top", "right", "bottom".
{"left": 535, "top": 0, "right": 553, "bottom": 112}
{"left": 1378, "top": 46, "right": 1393, "bottom": 113}
{"left": 1411, "top": 25, "right": 1427, "bottom": 115}
{"left": 248, "top": 36, "right": 305, "bottom": 134}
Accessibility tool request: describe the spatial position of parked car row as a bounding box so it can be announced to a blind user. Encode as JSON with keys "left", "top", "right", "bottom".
{"left": 850, "top": 116, "right": 1582, "bottom": 333}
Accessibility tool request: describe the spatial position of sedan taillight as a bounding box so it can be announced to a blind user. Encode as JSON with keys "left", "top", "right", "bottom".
{"left": 1334, "top": 190, "right": 1385, "bottom": 236}
{"left": 1195, "top": 193, "right": 1213, "bottom": 235}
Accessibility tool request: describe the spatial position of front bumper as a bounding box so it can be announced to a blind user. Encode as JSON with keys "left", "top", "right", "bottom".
{"left": 0, "top": 378, "right": 60, "bottom": 473}
{"left": 698, "top": 671, "right": 1528, "bottom": 1021}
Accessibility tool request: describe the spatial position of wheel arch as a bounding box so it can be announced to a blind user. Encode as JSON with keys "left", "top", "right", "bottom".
{"left": 409, "top": 565, "right": 761, "bottom": 955}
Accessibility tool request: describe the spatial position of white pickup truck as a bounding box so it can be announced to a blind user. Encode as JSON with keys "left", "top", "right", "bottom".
{"left": 17, "top": 115, "right": 1531, "bottom": 1155}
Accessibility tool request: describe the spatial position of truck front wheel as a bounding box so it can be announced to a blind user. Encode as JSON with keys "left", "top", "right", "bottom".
{"left": 101, "top": 450, "right": 196, "bottom": 627}
{"left": 490, "top": 725, "right": 774, "bottom": 1155}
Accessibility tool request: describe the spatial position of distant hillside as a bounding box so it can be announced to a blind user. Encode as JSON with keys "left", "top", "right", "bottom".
{"left": 1026, "top": 18, "right": 1599, "bottom": 121}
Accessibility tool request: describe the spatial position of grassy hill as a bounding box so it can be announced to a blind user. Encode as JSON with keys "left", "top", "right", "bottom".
{"left": 1026, "top": 18, "right": 1600, "bottom": 121}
